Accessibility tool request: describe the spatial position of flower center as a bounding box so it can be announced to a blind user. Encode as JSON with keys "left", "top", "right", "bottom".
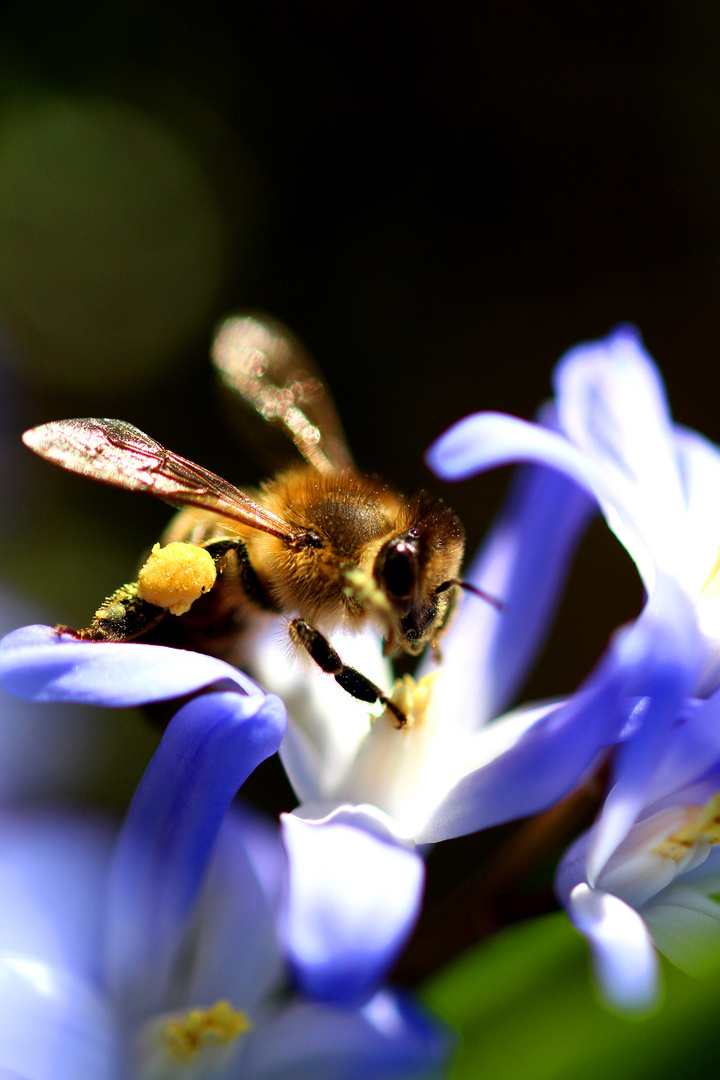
{"left": 136, "top": 1000, "right": 252, "bottom": 1079}
{"left": 382, "top": 672, "right": 438, "bottom": 730}
{"left": 164, "top": 1000, "right": 252, "bottom": 1058}
{"left": 652, "top": 793, "right": 720, "bottom": 860}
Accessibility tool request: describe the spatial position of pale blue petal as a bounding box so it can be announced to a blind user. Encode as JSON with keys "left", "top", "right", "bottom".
{"left": 0, "top": 952, "right": 120, "bottom": 1080}
{"left": 586, "top": 581, "right": 699, "bottom": 883}
{"left": 417, "top": 650, "right": 626, "bottom": 843}
{"left": 566, "top": 884, "right": 660, "bottom": 1014}
{"left": 185, "top": 807, "right": 286, "bottom": 1012}
{"left": 0, "top": 625, "right": 261, "bottom": 705}
{"left": 553, "top": 326, "right": 686, "bottom": 522}
{"left": 0, "top": 811, "right": 114, "bottom": 983}
{"left": 280, "top": 808, "right": 425, "bottom": 1003}
{"left": 426, "top": 411, "right": 655, "bottom": 590}
{"left": 241, "top": 990, "right": 449, "bottom": 1080}
{"left": 674, "top": 425, "right": 720, "bottom": 545}
{"left": 636, "top": 694, "right": 720, "bottom": 809}
{"left": 105, "top": 690, "right": 286, "bottom": 1016}
{"left": 421, "top": 428, "right": 595, "bottom": 729}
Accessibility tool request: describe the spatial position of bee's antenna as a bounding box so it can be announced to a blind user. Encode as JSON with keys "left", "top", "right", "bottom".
{"left": 434, "top": 578, "right": 505, "bottom": 612}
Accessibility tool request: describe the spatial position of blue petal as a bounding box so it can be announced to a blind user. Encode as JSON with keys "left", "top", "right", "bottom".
{"left": 553, "top": 326, "right": 685, "bottom": 518}
{"left": 417, "top": 691, "right": 617, "bottom": 844}
{"left": 0, "top": 625, "right": 261, "bottom": 705}
{"left": 586, "top": 580, "right": 699, "bottom": 883}
{"left": 0, "top": 953, "right": 120, "bottom": 1080}
{"left": 105, "top": 689, "right": 286, "bottom": 1015}
{"left": 242, "top": 989, "right": 450, "bottom": 1080}
{"left": 422, "top": 412, "right": 595, "bottom": 728}
{"left": 185, "top": 806, "right": 286, "bottom": 1012}
{"left": 280, "top": 808, "right": 425, "bottom": 1003}
{"left": 0, "top": 811, "right": 114, "bottom": 984}
{"left": 426, "top": 410, "right": 657, "bottom": 590}
{"left": 566, "top": 884, "right": 660, "bottom": 1014}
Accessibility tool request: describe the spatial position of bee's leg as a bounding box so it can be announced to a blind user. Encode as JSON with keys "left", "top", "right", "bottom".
{"left": 56, "top": 540, "right": 239, "bottom": 643}
{"left": 56, "top": 583, "right": 166, "bottom": 643}
{"left": 289, "top": 617, "right": 408, "bottom": 728}
{"left": 201, "top": 538, "right": 279, "bottom": 612}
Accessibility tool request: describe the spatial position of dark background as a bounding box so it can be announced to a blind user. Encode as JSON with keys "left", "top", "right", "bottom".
{"left": 2, "top": 5, "right": 720, "bottom": 1077}
{"left": 4, "top": 1, "right": 706, "bottom": 706}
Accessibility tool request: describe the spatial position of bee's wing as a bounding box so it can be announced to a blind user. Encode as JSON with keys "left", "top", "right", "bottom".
{"left": 211, "top": 313, "right": 354, "bottom": 475}
{"left": 23, "top": 418, "right": 299, "bottom": 542}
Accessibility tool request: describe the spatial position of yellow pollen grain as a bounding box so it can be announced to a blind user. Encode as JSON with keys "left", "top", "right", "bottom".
{"left": 163, "top": 1000, "right": 252, "bottom": 1060}
{"left": 652, "top": 793, "right": 720, "bottom": 860}
{"left": 383, "top": 671, "right": 438, "bottom": 730}
{"left": 137, "top": 542, "right": 217, "bottom": 615}
{"left": 342, "top": 566, "right": 392, "bottom": 617}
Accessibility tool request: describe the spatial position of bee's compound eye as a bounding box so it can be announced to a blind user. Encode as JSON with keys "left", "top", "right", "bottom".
{"left": 381, "top": 537, "right": 417, "bottom": 600}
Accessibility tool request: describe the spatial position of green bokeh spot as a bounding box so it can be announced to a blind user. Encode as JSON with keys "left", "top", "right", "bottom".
{"left": 0, "top": 94, "right": 227, "bottom": 390}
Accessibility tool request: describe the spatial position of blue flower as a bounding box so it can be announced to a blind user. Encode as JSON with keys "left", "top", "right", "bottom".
{"left": 0, "top": 695, "right": 448, "bottom": 1079}
{"left": 427, "top": 325, "right": 710, "bottom": 881}
{"left": 0, "top": 416, "right": 603, "bottom": 1003}
{"left": 556, "top": 687, "right": 720, "bottom": 1012}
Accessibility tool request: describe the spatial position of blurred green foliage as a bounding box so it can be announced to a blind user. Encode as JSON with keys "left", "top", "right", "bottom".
{"left": 423, "top": 912, "right": 720, "bottom": 1080}
{"left": 0, "top": 94, "right": 227, "bottom": 390}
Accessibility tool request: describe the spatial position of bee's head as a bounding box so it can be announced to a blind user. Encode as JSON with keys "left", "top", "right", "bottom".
{"left": 373, "top": 492, "right": 466, "bottom": 655}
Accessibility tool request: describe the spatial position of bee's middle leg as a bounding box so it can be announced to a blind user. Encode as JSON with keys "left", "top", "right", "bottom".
{"left": 288, "top": 617, "right": 407, "bottom": 728}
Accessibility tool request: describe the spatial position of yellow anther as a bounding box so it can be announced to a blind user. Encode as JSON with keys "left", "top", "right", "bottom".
{"left": 163, "top": 1000, "right": 252, "bottom": 1060}
{"left": 137, "top": 542, "right": 217, "bottom": 616}
{"left": 652, "top": 793, "right": 720, "bottom": 860}
{"left": 384, "top": 672, "right": 438, "bottom": 730}
{"left": 700, "top": 550, "right": 720, "bottom": 600}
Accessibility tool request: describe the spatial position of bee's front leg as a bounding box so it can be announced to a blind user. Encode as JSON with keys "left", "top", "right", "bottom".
{"left": 289, "top": 617, "right": 408, "bottom": 728}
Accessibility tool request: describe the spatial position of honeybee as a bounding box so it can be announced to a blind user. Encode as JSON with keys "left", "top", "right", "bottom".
{"left": 23, "top": 315, "right": 500, "bottom": 726}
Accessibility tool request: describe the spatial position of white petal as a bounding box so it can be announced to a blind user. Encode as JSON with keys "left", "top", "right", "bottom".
{"left": 643, "top": 884, "right": 720, "bottom": 976}
{"left": 567, "top": 884, "right": 660, "bottom": 1013}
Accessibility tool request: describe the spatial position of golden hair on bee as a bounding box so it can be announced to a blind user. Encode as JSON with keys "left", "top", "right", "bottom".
{"left": 21, "top": 314, "right": 500, "bottom": 727}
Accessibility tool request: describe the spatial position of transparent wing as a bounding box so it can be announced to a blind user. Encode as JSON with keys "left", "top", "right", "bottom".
{"left": 23, "top": 418, "right": 298, "bottom": 542}
{"left": 211, "top": 313, "right": 354, "bottom": 474}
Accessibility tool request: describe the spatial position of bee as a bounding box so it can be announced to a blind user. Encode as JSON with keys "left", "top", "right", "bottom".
{"left": 22, "top": 315, "right": 500, "bottom": 727}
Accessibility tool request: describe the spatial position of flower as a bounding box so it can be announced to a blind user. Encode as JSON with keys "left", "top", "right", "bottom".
{"left": 427, "top": 325, "right": 711, "bottom": 881}
{"left": 556, "top": 686, "right": 720, "bottom": 1013}
{"left": 0, "top": 434, "right": 603, "bottom": 1002}
{"left": 0, "top": 692, "right": 448, "bottom": 1079}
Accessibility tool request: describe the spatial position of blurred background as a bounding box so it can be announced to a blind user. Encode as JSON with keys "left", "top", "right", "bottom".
{"left": 1, "top": 2, "right": 720, "bottom": 1077}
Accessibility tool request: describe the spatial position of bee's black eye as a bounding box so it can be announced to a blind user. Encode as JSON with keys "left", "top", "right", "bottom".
{"left": 381, "top": 537, "right": 417, "bottom": 600}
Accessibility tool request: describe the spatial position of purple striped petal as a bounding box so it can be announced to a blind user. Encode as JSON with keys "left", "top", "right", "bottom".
{"left": 105, "top": 689, "right": 286, "bottom": 1015}
{"left": 422, "top": 442, "right": 595, "bottom": 729}
{"left": 586, "top": 580, "right": 699, "bottom": 883}
{"left": 0, "top": 625, "right": 261, "bottom": 705}
{"left": 553, "top": 326, "right": 685, "bottom": 520}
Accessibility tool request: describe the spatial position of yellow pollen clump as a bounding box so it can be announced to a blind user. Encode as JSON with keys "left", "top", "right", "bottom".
{"left": 137, "top": 542, "right": 217, "bottom": 616}
{"left": 383, "top": 672, "right": 438, "bottom": 730}
{"left": 652, "top": 793, "right": 720, "bottom": 860}
{"left": 163, "top": 1000, "right": 252, "bottom": 1060}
